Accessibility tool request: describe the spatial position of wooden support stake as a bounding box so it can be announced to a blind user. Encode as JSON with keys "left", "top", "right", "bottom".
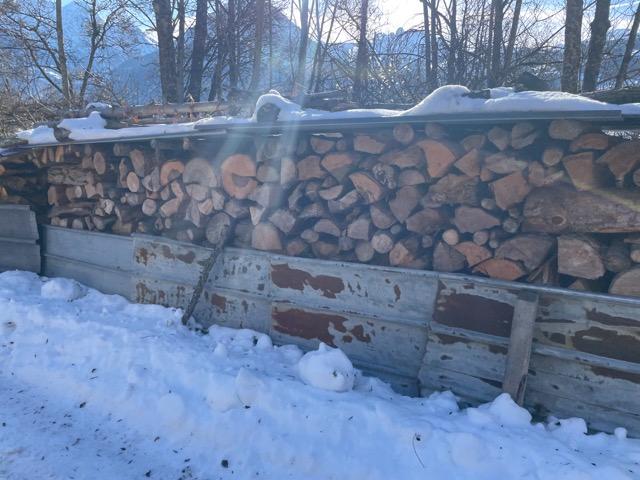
{"left": 502, "top": 291, "right": 539, "bottom": 405}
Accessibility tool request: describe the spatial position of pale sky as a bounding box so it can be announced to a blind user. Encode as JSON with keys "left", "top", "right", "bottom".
{"left": 379, "top": 1, "right": 424, "bottom": 32}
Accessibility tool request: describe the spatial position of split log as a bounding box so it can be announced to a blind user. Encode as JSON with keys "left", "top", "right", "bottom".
{"left": 490, "top": 171, "right": 531, "bottom": 210}
{"left": 473, "top": 230, "right": 490, "bottom": 246}
{"left": 310, "top": 135, "right": 335, "bottom": 154}
{"left": 389, "top": 185, "right": 420, "bottom": 222}
{"left": 461, "top": 134, "right": 486, "bottom": 152}
{"left": 126, "top": 171, "right": 141, "bottom": 192}
{"left": 557, "top": 235, "right": 606, "bottom": 279}
{"left": 380, "top": 145, "right": 424, "bottom": 169}
{"left": 321, "top": 152, "right": 358, "bottom": 181}
{"left": 389, "top": 237, "right": 419, "bottom": 267}
{"left": 442, "top": 229, "right": 460, "bottom": 246}
{"left": 141, "top": 198, "right": 158, "bottom": 216}
{"left": 523, "top": 186, "right": 640, "bottom": 233}
{"left": 426, "top": 174, "right": 479, "bottom": 205}
{"left": 354, "top": 133, "right": 389, "bottom": 154}
{"left": 141, "top": 167, "right": 162, "bottom": 192}
{"left": 252, "top": 222, "right": 283, "bottom": 251}
{"left": 433, "top": 242, "right": 466, "bottom": 272}
{"left": 609, "top": 267, "right": 640, "bottom": 297}
{"left": 488, "top": 127, "right": 511, "bottom": 151}
{"left": 453, "top": 206, "right": 500, "bottom": 233}
{"left": 221, "top": 154, "right": 257, "bottom": 199}
{"left": 454, "top": 242, "right": 492, "bottom": 267}
{"left": 159, "top": 197, "right": 183, "bottom": 218}
{"left": 129, "top": 149, "right": 155, "bottom": 177}
{"left": 398, "top": 169, "right": 427, "bottom": 187}
{"left": 417, "top": 139, "right": 463, "bottom": 178}
{"left": 47, "top": 185, "right": 68, "bottom": 205}
{"left": 392, "top": 124, "right": 415, "bottom": 145}
{"left": 159, "top": 160, "right": 185, "bottom": 186}
{"left": 280, "top": 157, "right": 297, "bottom": 185}
{"left": 48, "top": 166, "right": 95, "bottom": 186}
{"left": 349, "top": 171, "right": 385, "bottom": 204}
{"left": 484, "top": 153, "right": 527, "bottom": 174}
{"left": 314, "top": 218, "right": 341, "bottom": 237}
{"left": 371, "top": 230, "right": 396, "bottom": 254}
{"left": 542, "top": 145, "right": 564, "bottom": 166}
{"left": 355, "top": 241, "right": 375, "bottom": 262}
{"left": 186, "top": 183, "right": 209, "bottom": 201}
{"left": 495, "top": 234, "right": 554, "bottom": 271}
{"left": 597, "top": 140, "right": 640, "bottom": 184}
{"left": 548, "top": 119, "right": 589, "bottom": 140}
{"left": 371, "top": 163, "right": 397, "bottom": 189}
{"left": 183, "top": 158, "right": 218, "bottom": 187}
{"left": 346, "top": 217, "right": 371, "bottom": 240}
{"left": 405, "top": 208, "right": 445, "bottom": 235}
{"left": 297, "top": 155, "right": 325, "bottom": 180}
{"left": 454, "top": 149, "right": 481, "bottom": 177}
{"left": 473, "top": 258, "right": 526, "bottom": 281}
{"left": 257, "top": 164, "right": 279, "bottom": 183}
{"left": 511, "top": 122, "right": 539, "bottom": 149}
{"left": 603, "top": 240, "right": 631, "bottom": 273}
{"left": 561, "top": 152, "right": 607, "bottom": 191}
{"left": 205, "top": 212, "right": 232, "bottom": 245}
{"left": 370, "top": 203, "right": 396, "bottom": 229}
{"left": 569, "top": 132, "right": 611, "bottom": 152}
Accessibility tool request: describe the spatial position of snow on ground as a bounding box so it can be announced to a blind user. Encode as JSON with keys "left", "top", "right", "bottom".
{"left": 15, "top": 85, "right": 640, "bottom": 146}
{"left": 1, "top": 270, "right": 640, "bottom": 479}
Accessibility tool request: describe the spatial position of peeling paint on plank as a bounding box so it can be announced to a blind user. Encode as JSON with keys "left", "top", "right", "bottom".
{"left": 271, "top": 263, "right": 345, "bottom": 299}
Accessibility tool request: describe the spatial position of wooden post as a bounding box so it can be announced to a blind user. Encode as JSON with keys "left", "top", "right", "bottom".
{"left": 502, "top": 291, "right": 539, "bottom": 405}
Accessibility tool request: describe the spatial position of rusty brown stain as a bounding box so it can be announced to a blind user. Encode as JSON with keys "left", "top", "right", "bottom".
{"left": 271, "top": 263, "right": 345, "bottom": 299}
{"left": 160, "top": 245, "right": 196, "bottom": 264}
{"left": 135, "top": 247, "right": 155, "bottom": 266}
{"left": 211, "top": 293, "right": 227, "bottom": 313}
{"left": 435, "top": 290, "right": 514, "bottom": 338}
{"left": 488, "top": 344, "right": 508, "bottom": 355}
{"left": 590, "top": 365, "right": 640, "bottom": 384}
{"left": 434, "top": 332, "right": 469, "bottom": 346}
{"left": 573, "top": 326, "right": 640, "bottom": 364}
{"left": 585, "top": 308, "right": 640, "bottom": 328}
{"left": 272, "top": 307, "right": 372, "bottom": 346}
{"left": 349, "top": 324, "right": 372, "bottom": 343}
{"left": 272, "top": 307, "right": 347, "bottom": 347}
{"left": 393, "top": 285, "right": 401, "bottom": 302}
{"left": 135, "top": 281, "right": 153, "bottom": 303}
{"left": 241, "top": 299, "right": 249, "bottom": 313}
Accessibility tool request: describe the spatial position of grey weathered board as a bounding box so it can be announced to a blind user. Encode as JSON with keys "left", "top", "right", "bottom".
{"left": 36, "top": 227, "right": 640, "bottom": 435}
{"left": 42, "top": 226, "right": 134, "bottom": 298}
{"left": 0, "top": 205, "right": 40, "bottom": 273}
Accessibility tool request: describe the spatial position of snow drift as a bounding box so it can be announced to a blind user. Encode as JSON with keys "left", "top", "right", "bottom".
{"left": 1, "top": 270, "right": 639, "bottom": 479}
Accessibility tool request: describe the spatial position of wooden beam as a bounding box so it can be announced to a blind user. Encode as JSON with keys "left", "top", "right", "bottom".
{"left": 502, "top": 291, "right": 539, "bottom": 405}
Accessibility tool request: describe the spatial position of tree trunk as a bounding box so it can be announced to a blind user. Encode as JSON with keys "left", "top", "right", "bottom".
{"left": 153, "top": 0, "right": 179, "bottom": 102}
{"left": 430, "top": 0, "right": 439, "bottom": 90}
{"left": 615, "top": 1, "right": 640, "bottom": 88}
{"left": 293, "top": 0, "right": 310, "bottom": 98}
{"left": 249, "top": 0, "right": 266, "bottom": 91}
{"left": 187, "top": 0, "right": 208, "bottom": 101}
{"left": 561, "top": 0, "right": 584, "bottom": 93}
{"left": 353, "top": 0, "right": 370, "bottom": 104}
{"left": 228, "top": 0, "right": 238, "bottom": 94}
{"left": 421, "top": 0, "right": 432, "bottom": 90}
{"left": 503, "top": 0, "right": 522, "bottom": 75}
{"left": 208, "top": 0, "right": 225, "bottom": 101}
{"left": 55, "top": 0, "right": 71, "bottom": 105}
{"left": 176, "top": 0, "right": 186, "bottom": 102}
{"left": 489, "top": 0, "right": 503, "bottom": 86}
{"left": 582, "top": 0, "right": 611, "bottom": 91}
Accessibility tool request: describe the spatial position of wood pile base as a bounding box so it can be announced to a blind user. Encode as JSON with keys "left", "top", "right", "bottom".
{"left": 4, "top": 119, "right": 640, "bottom": 298}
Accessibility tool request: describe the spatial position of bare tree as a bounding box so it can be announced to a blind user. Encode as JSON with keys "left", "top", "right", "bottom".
{"left": 293, "top": 0, "right": 310, "bottom": 97}
{"left": 583, "top": 0, "right": 611, "bottom": 91}
{"left": 249, "top": 0, "right": 266, "bottom": 91}
{"left": 153, "top": 0, "right": 178, "bottom": 102}
{"left": 420, "top": 0, "right": 432, "bottom": 90}
{"left": 615, "top": 1, "right": 640, "bottom": 89}
{"left": 187, "top": 0, "right": 208, "bottom": 100}
{"left": 353, "top": 0, "right": 370, "bottom": 103}
{"left": 489, "top": 0, "right": 504, "bottom": 86}
{"left": 562, "top": 0, "right": 584, "bottom": 92}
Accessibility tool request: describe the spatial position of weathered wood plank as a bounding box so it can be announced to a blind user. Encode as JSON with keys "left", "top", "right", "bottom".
{"left": 0, "top": 239, "right": 40, "bottom": 273}
{"left": 0, "top": 205, "right": 38, "bottom": 240}
{"left": 502, "top": 292, "right": 538, "bottom": 404}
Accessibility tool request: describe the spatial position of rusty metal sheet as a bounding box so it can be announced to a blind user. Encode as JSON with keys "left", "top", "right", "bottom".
{"left": 134, "top": 276, "right": 194, "bottom": 308}
{"left": 268, "top": 255, "right": 437, "bottom": 325}
{"left": 270, "top": 302, "right": 427, "bottom": 380}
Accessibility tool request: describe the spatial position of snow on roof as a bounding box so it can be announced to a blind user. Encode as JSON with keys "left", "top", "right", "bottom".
{"left": 14, "top": 85, "right": 640, "bottom": 146}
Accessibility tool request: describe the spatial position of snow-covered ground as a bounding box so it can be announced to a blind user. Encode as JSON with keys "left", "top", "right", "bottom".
{"left": 1, "top": 270, "right": 640, "bottom": 479}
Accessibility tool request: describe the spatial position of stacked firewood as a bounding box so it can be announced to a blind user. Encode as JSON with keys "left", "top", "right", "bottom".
{"left": 37, "top": 119, "right": 640, "bottom": 298}
{"left": 0, "top": 149, "right": 46, "bottom": 208}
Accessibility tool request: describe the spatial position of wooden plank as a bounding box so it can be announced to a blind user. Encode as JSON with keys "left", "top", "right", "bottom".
{"left": 43, "top": 255, "right": 132, "bottom": 298}
{"left": 270, "top": 302, "right": 427, "bottom": 380}
{"left": 43, "top": 226, "right": 132, "bottom": 270}
{"left": 0, "top": 239, "right": 40, "bottom": 273}
{"left": 502, "top": 292, "right": 538, "bottom": 404}
{"left": 0, "top": 205, "right": 38, "bottom": 240}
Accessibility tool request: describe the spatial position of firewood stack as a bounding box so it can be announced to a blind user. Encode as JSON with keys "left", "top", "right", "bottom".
{"left": 31, "top": 119, "right": 640, "bottom": 298}
{"left": 0, "top": 149, "right": 46, "bottom": 208}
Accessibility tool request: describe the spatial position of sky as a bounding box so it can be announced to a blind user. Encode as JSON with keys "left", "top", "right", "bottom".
{"left": 380, "top": 1, "right": 424, "bottom": 32}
